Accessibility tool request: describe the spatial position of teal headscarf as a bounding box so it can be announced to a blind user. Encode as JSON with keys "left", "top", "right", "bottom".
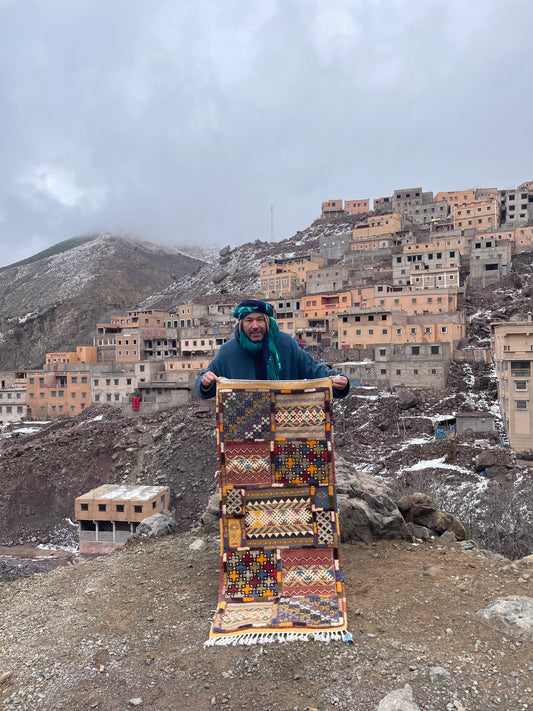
{"left": 233, "top": 300, "right": 282, "bottom": 380}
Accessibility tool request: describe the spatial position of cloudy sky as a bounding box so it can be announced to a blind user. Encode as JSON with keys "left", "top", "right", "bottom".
{"left": 1, "top": 0, "right": 532, "bottom": 267}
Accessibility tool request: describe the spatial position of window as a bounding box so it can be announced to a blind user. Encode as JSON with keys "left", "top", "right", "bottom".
{"left": 71, "top": 377, "right": 77, "bottom": 384}
{"left": 94, "top": 379, "right": 99, "bottom": 386}
{"left": 410, "top": 328, "right": 416, "bottom": 335}
{"left": 134, "top": 505, "right": 143, "bottom": 513}
{"left": 411, "top": 346, "right": 420, "bottom": 355}
{"left": 516, "top": 400, "right": 528, "bottom": 410}
{"left": 98, "top": 504, "right": 107, "bottom": 512}
{"left": 368, "top": 329, "right": 374, "bottom": 335}
{"left": 441, "top": 327, "right": 447, "bottom": 334}
{"left": 116, "top": 504, "right": 125, "bottom": 512}
{"left": 81, "top": 377, "right": 87, "bottom": 384}
{"left": 515, "top": 381, "right": 528, "bottom": 390}
{"left": 81, "top": 503, "right": 89, "bottom": 511}
{"left": 379, "top": 349, "right": 386, "bottom": 356}
{"left": 424, "top": 327, "right": 431, "bottom": 334}
{"left": 396, "top": 369, "right": 401, "bottom": 375}
{"left": 431, "top": 345, "right": 440, "bottom": 355}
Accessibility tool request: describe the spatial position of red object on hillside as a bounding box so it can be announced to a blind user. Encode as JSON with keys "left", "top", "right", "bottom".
{"left": 132, "top": 397, "right": 141, "bottom": 411}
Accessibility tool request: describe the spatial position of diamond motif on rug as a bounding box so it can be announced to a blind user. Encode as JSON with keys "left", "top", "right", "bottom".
{"left": 277, "top": 595, "right": 342, "bottom": 627}
{"left": 221, "top": 391, "right": 272, "bottom": 441}
{"left": 273, "top": 440, "right": 330, "bottom": 485}
{"left": 225, "top": 549, "right": 278, "bottom": 599}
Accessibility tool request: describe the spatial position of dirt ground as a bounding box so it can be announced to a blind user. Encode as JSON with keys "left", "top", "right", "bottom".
{"left": 0, "top": 531, "right": 532, "bottom": 711}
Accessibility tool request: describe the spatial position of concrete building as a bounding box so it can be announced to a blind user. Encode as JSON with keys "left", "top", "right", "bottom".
{"left": 76, "top": 484, "right": 170, "bottom": 554}
{"left": 393, "top": 243, "right": 461, "bottom": 287}
{"left": 319, "top": 233, "right": 352, "bottom": 260}
{"left": 392, "top": 188, "right": 449, "bottom": 225}
{"left": 474, "top": 226, "right": 533, "bottom": 252}
{"left": 333, "top": 308, "right": 464, "bottom": 350}
{"left": 352, "top": 214, "right": 403, "bottom": 241}
{"left": 467, "top": 238, "right": 511, "bottom": 286}
{"left": 453, "top": 197, "right": 501, "bottom": 231}
{"left": 0, "top": 387, "right": 27, "bottom": 424}
{"left": 26, "top": 363, "right": 92, "bottom": 419}
{"left": 180, "top": 323, "right": 233, "bottom": 356}
{"left": 177, "top": 303, "right": 209, "bottom": 328}
{"left": 499, "top": 186, "right": 533, "bottom": 226}
{"left": 306, "top": 265, "right": 350, "bottom": 294}
{"left": 344, "top": 199, "right": 369, "bottom": 215}
{"left": 373, "top": 196, "right": 393, "bottom": 214}
{"left": 349, "top": 235, "right": 394, "bottom": 254}
{"left": 96, "top": 310, "right": 180, "bottom": 364}
{"left": 351, "top": 284, "right": 459, "bottom": 314}
{"left": 375, "top": 341, "right": 451, "bottom": 390}
{"left": 259, "top": 255, "right": 323, "bottom": 300}
{"left": 321, "top": 200, "right": 344, "bottom": 218}
{"left": 491, "top": 317, "right": 533, "bottom": 452}
{"left": 92, "top": 366, "right": 136, "bottom": 406}
{"left": 434, "top": 189, "right": 477, "bottom": 206}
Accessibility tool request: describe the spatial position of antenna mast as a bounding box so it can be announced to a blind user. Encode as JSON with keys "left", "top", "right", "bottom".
{"left": 270, "top": 205, "right": 275, "bottom": 245}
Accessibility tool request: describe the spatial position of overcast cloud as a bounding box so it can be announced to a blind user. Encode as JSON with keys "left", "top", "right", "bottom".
{"left": 1, "top": 0, "right": 532, "bottom": 267}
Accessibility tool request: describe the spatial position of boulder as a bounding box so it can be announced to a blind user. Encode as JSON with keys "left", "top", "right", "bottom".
{"left": 406, "top": 522, "right": 433, "bottom": 541}
{"left": 475, "top": 449, "right": 499, "bottom": 472}
{"left": 397, "top": 492, "right": 438, "bottom": 519}
{"left": 415, "top": 509, "right": 466, "bottom": 540}
{"left": 135, "top": 513, "right": 177, "bottom": 539}
{"left": 397, "top": 391, "right": 418, "bottom": 411}
{"left": 377, "top": 684, "right": 420, "bottom": 711}
{"left": 397, "top": 491, "right": 467, "bottom": 540}
{"left": 335, "top": 458, "right": 410, "bottom": 542}
{"left": 474, "top": 596, "right": 533, "bottom": 642}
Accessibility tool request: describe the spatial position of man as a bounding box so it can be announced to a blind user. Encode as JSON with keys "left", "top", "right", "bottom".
{"left": 195, "top": 299, "right": 350, "bottom": 399}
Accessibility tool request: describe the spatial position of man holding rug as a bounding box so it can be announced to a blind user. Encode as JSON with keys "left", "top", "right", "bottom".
{"left": 195, "top": 299, "right": 350, "bottom": 399}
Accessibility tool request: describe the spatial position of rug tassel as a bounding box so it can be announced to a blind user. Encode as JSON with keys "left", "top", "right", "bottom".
{"left": 204, "top": 629, "right": 349, "bottom": 648}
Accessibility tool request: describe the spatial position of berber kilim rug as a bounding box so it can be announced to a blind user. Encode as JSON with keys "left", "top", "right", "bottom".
{"left": 205, "top": 377, "right": 348, "bottom": 646}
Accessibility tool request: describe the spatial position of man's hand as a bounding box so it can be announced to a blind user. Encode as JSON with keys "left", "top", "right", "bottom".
{"left": 201, "top": 371, "right": 220, "bottom": 390}
{"left": 330, "top": 374, "right": 348, "bottom": 391}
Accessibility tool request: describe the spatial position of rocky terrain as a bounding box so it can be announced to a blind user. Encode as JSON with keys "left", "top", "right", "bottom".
{"left": 1, "top": 530, "right": 532, "bottom": 711}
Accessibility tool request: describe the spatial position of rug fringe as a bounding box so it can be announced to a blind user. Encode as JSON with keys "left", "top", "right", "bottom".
{"left": 204, "top": 630, "right": 347, "bottom": 648}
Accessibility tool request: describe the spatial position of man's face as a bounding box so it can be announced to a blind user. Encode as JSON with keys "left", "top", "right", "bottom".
{"left": 242, "top": 313, "right": 267, "bottom": 342}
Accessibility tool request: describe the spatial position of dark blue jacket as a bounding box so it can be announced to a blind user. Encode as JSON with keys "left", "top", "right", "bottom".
{"left": 194, "top": 327, "right": 350, "bottom": 399}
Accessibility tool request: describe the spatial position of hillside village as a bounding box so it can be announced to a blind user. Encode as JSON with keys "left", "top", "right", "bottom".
{"left": 1, "top": 181, "right": 533, "bottom": 454}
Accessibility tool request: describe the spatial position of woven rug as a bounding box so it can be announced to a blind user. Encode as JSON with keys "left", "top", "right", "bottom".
{"left": 205, "top": 377, "right": 348, "bottom": 646}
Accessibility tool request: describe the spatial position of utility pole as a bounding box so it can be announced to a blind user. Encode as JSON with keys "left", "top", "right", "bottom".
{"left": 270, "top": 205, "right": 275, "bottom": 246}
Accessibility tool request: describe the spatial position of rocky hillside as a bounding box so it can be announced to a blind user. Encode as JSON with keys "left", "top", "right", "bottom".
{"left": 140, "top": 218, "right": 358, "bottom": 308}
{"left": 0, "top": 234, "right": 204, "bottom": 369}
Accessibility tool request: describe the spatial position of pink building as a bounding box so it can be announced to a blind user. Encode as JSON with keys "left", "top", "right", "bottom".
{"left": 345, "top": 199, "right": 370, "bottom": 215}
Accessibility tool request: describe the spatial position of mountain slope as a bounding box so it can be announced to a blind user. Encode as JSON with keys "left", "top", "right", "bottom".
{"left": 0, "top": 234, "right": 204, "bottom": 369}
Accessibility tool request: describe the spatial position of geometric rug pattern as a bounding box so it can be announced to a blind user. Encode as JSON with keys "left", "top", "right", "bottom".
{"left": 207, "top": 377, "right": 347, "bottom": 644}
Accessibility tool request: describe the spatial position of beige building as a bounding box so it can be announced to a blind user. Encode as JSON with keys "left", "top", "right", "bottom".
{"left": 434, "top": 189, "right": 477, "bottom": 206}
{"left": 492, "top": 317, "right": 533, "bottom": 452}
{"left": 76, "top": 484, "right": 170, "bottom": 554}
{"left": 321, "top": 200, "right": 344, "bottom": 217}
{"left": 352, "top": 214, "right": 403, "bottom": 241}
{"left": 334, "top": 308, "right": 464, "bottom": 350}
{"left": 259, "top": 255, "right": 323, "bottom": 300}
{"left": 453, "top": 198, "right": 500, "bottom": 231}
